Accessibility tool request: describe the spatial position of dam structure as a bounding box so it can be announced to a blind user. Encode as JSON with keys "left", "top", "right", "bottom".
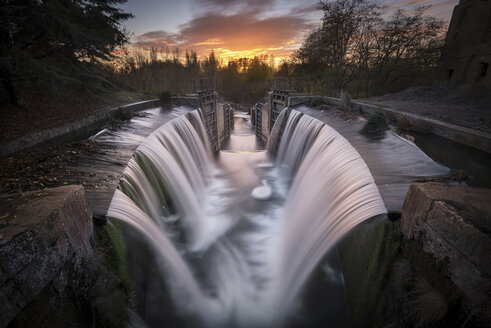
{"left": 105, "top": 94, "right": 390, "bottom": 327}
{"left": 1, "top": 88, "right": 488, "bottom": 327}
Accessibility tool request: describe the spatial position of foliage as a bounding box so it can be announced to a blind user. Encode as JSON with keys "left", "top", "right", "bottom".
{"left": 293, "top": 0, "right": 445, "bottom": 97}
{"left": 1, "top": 0, "right": 132, "bottom": 105}
{"left": 309, "top": 97, "right": 328, "bottom": 107}
{"left": 159, "top": 91, "right": 172, "bottom": 108}
{"left": 360, "top": 108, "right": 389, "bottom": 134}
{"left": 217, "top": 55, "right": 274, "bottom": 104}
{"left": 339, "top": 91, "right": 355, "bottom": 113}
{"left": 109, "top": 49, "right": 274, "bottom": 105}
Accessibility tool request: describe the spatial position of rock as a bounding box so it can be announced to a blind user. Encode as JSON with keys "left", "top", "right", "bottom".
{"left": 0, "top": 185, "right": 95, "bottom": 327}
{"left": 401, "top": 182, "right": 491, "bottom": 323}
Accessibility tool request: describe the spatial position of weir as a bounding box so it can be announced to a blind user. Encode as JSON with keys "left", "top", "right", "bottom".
{"left": 106, "top": 102, "right": 386, "bottom": 327}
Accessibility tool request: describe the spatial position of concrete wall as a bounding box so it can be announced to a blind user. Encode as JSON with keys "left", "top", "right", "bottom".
{"left": 198, "top": 91, "right": 219, "bottom": 151}
{"left": 261, "top": 101, "right": 271, "bottom": 142}
{"left": 0, "top": 99, "right": 161, "bottom": 157}
{"left": 299, "top": 95, "right": 491, "bottom": 154}
{"left": 217, "top": 103, "right": 233, "bottom": 148}
{"left": 171, "top": 96, "right": 199, "bottom": 108}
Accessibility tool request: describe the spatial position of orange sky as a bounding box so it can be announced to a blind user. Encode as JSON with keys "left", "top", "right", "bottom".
{"left": 122, "top": 0, "right": 458, "bottom": 62}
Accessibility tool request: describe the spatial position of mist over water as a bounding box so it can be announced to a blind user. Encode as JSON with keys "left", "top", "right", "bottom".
{"left": 107, "top": 108, "right": 386, "bottom": 327}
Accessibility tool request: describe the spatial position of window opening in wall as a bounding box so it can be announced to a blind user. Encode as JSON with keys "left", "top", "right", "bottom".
{"left": 479, "top": 62, "right": 488, "bottom": 78}
{"left": 447, "top": 69, "right": 454, "bottom": 81}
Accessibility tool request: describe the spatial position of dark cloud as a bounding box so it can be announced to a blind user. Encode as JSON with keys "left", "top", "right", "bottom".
{"left": 292, "top": 2, "right": 322, "bottom": 16}
{"left": 134, "top": 30, "right": 179, "bottom": 48}
{"left": 381, "top": 0, "right": 458, "bottom": 19}
{"left": 200, "top": 0, "right": 276, "bottom": 13}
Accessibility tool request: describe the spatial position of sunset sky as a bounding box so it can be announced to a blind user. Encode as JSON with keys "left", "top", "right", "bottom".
{"left": 121, "top": 0, "right": 458, "bottom": 61}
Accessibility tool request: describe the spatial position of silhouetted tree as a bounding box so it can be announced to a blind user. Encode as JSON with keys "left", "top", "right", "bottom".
{"left": 1, "top": 0, "right": 132, "bottom": 105}
{"left": 294, "top": 0, "right": 444, "bottom": 97}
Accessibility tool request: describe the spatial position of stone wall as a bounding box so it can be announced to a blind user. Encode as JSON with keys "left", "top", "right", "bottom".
{"left": 340, "top": 182, "right": 490, "bottom": 327}
{"left": 436, "top": 0, "right": 491, "bottom": 90}
{"left": 401, "top": 182, "right": 491, "bottom": 325}
{"left": 0, "top": 186, "right": 95, "bottom": 327}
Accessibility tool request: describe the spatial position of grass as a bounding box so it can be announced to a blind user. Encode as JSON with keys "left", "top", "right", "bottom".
{"left": 360, "top": 108, "right": 389, "bottom": 135}
{"left": 412, "top": 278, "right": 448, "bottom": 327}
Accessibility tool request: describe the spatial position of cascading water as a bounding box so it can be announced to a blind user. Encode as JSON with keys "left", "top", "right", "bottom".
{"left": 107, "top": 108, "right": 387, "bottom": 327}
{"left": 271, "top": 111, "right": 387, "bottom": 322}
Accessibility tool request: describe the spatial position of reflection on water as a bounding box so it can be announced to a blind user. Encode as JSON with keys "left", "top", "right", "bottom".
{"left": 400, "top": 130, "right": 491, "bottom": 188}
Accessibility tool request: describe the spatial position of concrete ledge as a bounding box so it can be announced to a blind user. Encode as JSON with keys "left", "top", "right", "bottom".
{"left": 0, "top": 185, "right": 95, "bottom": 326}
{"left": 401, "top": 182, "right": 491, "bottom": 323}
{"left": 0, "top": 99, "right": 160, "bottom": 157}
{"left": 171, "top": 95, "right": 199, "bottom": 108}
{"left": 319, "top": 96, "right": 491, "bottom": 154}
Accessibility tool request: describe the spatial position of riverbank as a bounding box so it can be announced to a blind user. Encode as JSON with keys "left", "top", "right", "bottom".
{"left": 0, "top": 87, "right": 154, "bottom": 143}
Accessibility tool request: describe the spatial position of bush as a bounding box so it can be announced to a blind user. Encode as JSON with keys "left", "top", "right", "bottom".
{"left": 159, "top": 91, "right": 172, "bottom": 109}
{"left": 339, "top": 92, "right": 359, "bottom": 114}
{"left": 360, "top": 108, "right": 389, "bottom": 135}
{"left": 309, "top": 97, "right": 327, "bottom": 107}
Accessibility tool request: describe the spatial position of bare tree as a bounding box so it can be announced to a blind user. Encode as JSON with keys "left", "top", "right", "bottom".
{"left": 294, "top": 0, "right": 445, "bottom": 97}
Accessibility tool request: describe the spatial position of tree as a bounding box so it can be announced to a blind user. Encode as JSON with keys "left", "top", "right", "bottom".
{"left": 295, "top": 0, "right": 377, "bottom": 96}
{"left": 0, "top": 0, "right": 132, "bottom": 105}
{"left": 294, "top": 0, "right": 444, "bottom": 97}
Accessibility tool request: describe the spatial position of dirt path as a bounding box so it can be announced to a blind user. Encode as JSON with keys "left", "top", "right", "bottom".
{"left": 360, "top": 83, "right": 491, "bottom": 133}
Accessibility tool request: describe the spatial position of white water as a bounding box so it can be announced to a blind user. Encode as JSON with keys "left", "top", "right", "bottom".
{"left": 272, "top": 112, "right": 387, "bottom": 321}
{"left": 107, "top": 108, "right": 387, "bottom": 327}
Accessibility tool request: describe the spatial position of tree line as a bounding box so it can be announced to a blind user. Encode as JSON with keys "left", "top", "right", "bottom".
{"left": 1, "top": 0, "right": 446, "bottom": 107}
{"left": 106, "top": 47, "right": 275, "bottom": 105}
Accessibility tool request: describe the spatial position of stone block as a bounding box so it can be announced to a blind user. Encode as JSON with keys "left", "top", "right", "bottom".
{"left": 0, "top": 185, "right": 94, "bottom": 327}
{"left": 401, "top": 182, "right": 491, "bottom": 321}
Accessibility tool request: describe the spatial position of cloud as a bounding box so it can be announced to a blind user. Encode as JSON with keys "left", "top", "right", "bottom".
{"left": 134, "top": 30, "right": 179, "bottom": 48}
{"left": 130, "top": 0, "right": 455, "bottom": 59}
{"left": 132, "top": 1, "right": 314, "bottom": 58}
{"left": 200, "top": 0, "right": 276, "bottom": 14}
{"left": 381, "top": 0, "right": 458, "bottom": 20}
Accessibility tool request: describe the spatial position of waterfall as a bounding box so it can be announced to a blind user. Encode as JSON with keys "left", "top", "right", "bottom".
{"left": 271, "top": 110, "right": 387, "bottom": 321}
{"left": 107, "top": 190, "right": 206, "bottom": 311}
{"left": 107, "top": 107, "right": 386, "bottom": 327}
{"left": 114, "top": 110, "right": 231, "bottom": 252}
{"left": 275, "top": 110, "right": 325, "bottom": 172}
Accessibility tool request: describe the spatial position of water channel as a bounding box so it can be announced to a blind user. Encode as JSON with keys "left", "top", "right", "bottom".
{"left": 105, "top": 107, "right": 386, "bottom": 327}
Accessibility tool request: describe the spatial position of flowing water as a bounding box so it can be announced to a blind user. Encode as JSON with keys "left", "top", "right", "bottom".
{"left": 107, "top": 108, "right": 387, "bottom": 327}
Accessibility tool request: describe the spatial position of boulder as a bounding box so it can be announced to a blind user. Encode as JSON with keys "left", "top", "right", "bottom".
{"left": 0, "top": 185, "right": 95, "bottom": 327}
{"left": 401, "top": 182, "right": 491, "bottom": 323}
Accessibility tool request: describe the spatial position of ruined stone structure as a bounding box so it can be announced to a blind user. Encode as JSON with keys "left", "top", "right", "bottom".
{"left": 437, "top": 0, "right": 491, "bottom": 90}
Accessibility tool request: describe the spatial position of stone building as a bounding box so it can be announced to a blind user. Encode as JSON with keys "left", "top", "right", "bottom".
{"left": 437, "top": 0, "right": 491, "bottom": 90}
